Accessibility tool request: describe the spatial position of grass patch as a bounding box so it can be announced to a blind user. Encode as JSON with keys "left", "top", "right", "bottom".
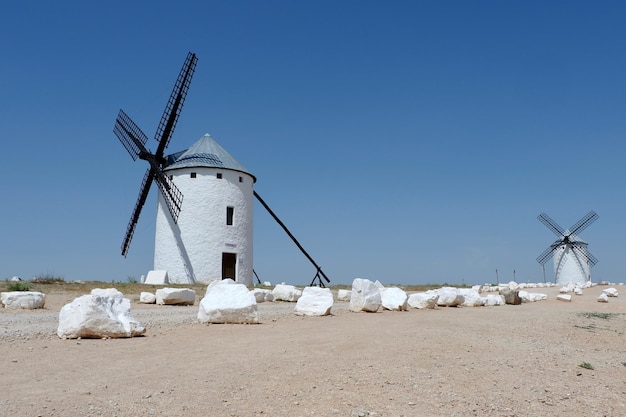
{"left": 580, "top": 312, "right": 617, "bottom": 320}
{"left": 6, "top": 281, "right": 31, "bottom": 291}
{"left": 578, "top": 362, "right": 594, "bottom": 370}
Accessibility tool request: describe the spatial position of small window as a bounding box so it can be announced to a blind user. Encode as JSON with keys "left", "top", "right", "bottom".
{"left": 169, "top": 175, "right": 173, "bottom": 180}
{"left": 239, "top": 176, "right": 243, "bottom": 183}
{"left": 217, "top": 173, "right": 222, "bottom": 179}
{"left": 190, "top": 172, "right": 197, "bottom": 178}
{"left": 226, "top": 206, "right": 234, "bottom": 225}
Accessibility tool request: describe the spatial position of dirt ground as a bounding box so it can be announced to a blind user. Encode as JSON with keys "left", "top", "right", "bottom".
{"left": 1, "top": 284, "right": 625, "bottom": 417}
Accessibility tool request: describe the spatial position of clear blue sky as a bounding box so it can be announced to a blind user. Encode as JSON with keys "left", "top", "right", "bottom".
{"left": 2, "top": 1, "right": 625, "bottom": 286}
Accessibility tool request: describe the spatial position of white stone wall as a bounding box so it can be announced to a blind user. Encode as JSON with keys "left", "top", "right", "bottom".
{"left": 553, "top": 243, "right": 591, "bottom": 285}
{"left": 154, "top": 166, "right": 254, "bottom": 286}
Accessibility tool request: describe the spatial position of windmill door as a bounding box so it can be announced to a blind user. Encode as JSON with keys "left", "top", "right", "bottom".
{"left": 222, "top": 253, "right": 237, "bottom": 280}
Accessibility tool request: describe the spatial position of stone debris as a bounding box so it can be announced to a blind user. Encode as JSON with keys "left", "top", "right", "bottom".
{"left": 156, "top": 288, "right": 196, "bottom": 305}
{"left": 380, "top": 287, "right": 408, "bottom": 311}
{"left": 407, "top": 292, "right": 439, "bottom": 309}
{"left": 198, "top": 280, "right": 258, "bottom": 324}
{"left": 602, "top": 287, "right": 619, "bottom": 297}
{"left": 336, "top": 289, "right": 351, "bottom": 302}
{"left": 57, "top": 295, "right": 145, "bottom": 339}
{"left": 91, "top": 288, "right": 124, "bottom": 298}
{"left": 597, "top": 293, "right": 609, "bottom": 303}
{"left": 294, "top": 286, "right": 334, "bottom": 316}
{"left": 349, "top": 278, "right": 381, "bottom": 312}
{"left": 1, "top": 291, "right": 46, "bottom": 309}
{"left": 10, "top": 276, "right": 22, "bottom": 282}
{"left": 139, "top": 292, "right": 157, "bottom": 304}
{"left": 272, "top": 284, "right": 302, "bottom": 302}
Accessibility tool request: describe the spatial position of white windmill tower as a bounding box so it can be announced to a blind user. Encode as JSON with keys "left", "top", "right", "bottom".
{"left": 113, "top": 52, "right": 331, "bottom": 287}
{"left": 536, "top": 211, "right": 599, "bottom": 285}
{"left": 154, "top": 133, "right": 255, "bottom": 284}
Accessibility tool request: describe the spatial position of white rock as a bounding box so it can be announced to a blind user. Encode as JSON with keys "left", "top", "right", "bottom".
{"left": 251, "top": 288, "right": 272, "bottom": 303}
{"left": 336, "top": 289, "right": 351, "bottom": 302}
{"left": 373, "top": 280, "right": 385, "bottom": 289}
{"left": 597, "top": 293, "right": 609, "bottom": 303}
{"left": 139, "top": 292, "right": 156, "bottom": 304}
{"left": 349, "top": 278, "right": 381, "bottom": 312}
{"left": 272, "top": 284, "right": 302, "bottom": 302}
{"left": 1, "top": 291, "right": 46, "bottom": 309}
{"left": 263, "top": 281, "right": 272, "bottom": 287}
{"left": 407, "top": 292, "right": 439, "bottom": 309}
{"left": 91, "top": 288, "right": 124, "bottom": 298}
{"left": 518, "top": 291, "right": 547, "bottom": 302}
{"left": 484, "top": 294, "right": 505, "bottom": 306}
{"left": 294, "top": 286, "right": 334, "bottom": 316}
{"left": 459, "top": 289, "right": 485, "bottom": 307}
{"left": 156, "top": 288, "right": 196, "bottom": 305}
{"left": 557, "top": 294, "right": 572, "bottom": 302}
{"left": 57, "top": 295, "right": 145, "bottom": 339}
{"left": 198, "top": 281, "right": 258, "bottom": 324}
{"left": 205, "top": 278, "right": 236, "bottom": 296}
{"left": 10, "top": 276, "right": 22, "bottom": 282}
{"left": 380, "top": 287, "right": 408, "bottom": 311}
{"left": 435, "top": 287, "right": 465, "bottom": 307}
{"left": 144, "top": 270, "right": 169, "bottom": 285}
{"left": 574, "top": 287, "right": 583, "bottom": 296}
{"left": 602, "top": 287, "right": 619, "bottom": 297}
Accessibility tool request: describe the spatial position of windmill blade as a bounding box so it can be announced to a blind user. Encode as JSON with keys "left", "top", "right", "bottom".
{"left": 537, "top": 213, "right": 566, "bottom": 237}
{"left": 568, "top": 211, "right": 598, "bottom": 236}
{"left": 154, "top": 52, "right": 198, "bottom": 159}
{"left": 121, "top": 169, "right": 154, "bottom": 256}
{"left": 536, "top": 241, "right": 560, "bottom": 265}
{"left": 153, "top": 169, "right": 183, "bottom": 223}
{"left": 113, "top": 109, "right": 150, "bottom": 161}
{"left": 571, "top": 245, "right": 598, "bottom": 267}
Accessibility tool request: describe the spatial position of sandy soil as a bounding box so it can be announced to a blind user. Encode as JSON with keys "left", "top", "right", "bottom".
{"left": 1, "top": 285, "right": 625, "bottom": 417}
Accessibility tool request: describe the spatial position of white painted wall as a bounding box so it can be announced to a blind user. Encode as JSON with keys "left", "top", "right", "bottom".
{"left": 553, "top": 242, "right": 591, "bottom": 285}
{"left": 154, "top": 167, "right": 254, "bottom": 286}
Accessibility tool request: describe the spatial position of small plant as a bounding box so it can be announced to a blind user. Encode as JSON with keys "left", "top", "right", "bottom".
{"left": 578, "top": 362, "right": 594, "bottom": 370}
{"left": 127, "top": 276, "right": 138, "bottom": 284}
{"left": 7, "top": 281, "right": 31, "bottom": 291}
{"left": 31, "top": 274, "right": 65, "bottom": 284}
{"left": 580, "top": 312, "right": 614, "bottom": 320}
{"left": 622, "top": 362, "right": 626, "bottom": 367}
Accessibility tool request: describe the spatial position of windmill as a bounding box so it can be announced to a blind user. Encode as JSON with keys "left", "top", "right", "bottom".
{"left": 536, "top": 211, "right": 598, "bottom": 285}
{"left": 113, "top": 52, "right": 198, "bottom": 257}
{"left": 113, "top": 52, "right": 330, "bottom": 287}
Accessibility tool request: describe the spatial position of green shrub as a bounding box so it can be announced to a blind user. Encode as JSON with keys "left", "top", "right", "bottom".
{"left": 7, "top": 281, "right": 31, "bottom": 291}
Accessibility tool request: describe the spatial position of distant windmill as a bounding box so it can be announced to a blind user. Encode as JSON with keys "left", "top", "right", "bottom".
{"left": 113, "top": 52, "right": 330, "bottom": 287}
{"left": 536, "top": 211, "right": 598, "bottom": 285}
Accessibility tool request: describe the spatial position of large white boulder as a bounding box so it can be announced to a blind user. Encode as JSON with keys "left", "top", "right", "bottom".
{"left": 484, "top": 294, "right": 505, "bottom": 306}
{"left": 602, "top": 287, "right": 619, "bottom": 297}
{"left": 349, "top": 278, "right": 381, "bottom": 312}
{"left": 557, "top": 294, "right": 572, "bottom": 302}
{"left": 1, "top": 291, "right": 46, "bottom": 309}
{"left": 198, "top": 281, "right": 258, "bottom": 324}
{"left": 294, "top": 286, "right": 334, "bottom": 316}
{"left": 156, "top": 288, "right": 196, "bottom": 305}
{"left": 336, "top": 289, "right": 351, "bottom": 302}
{"left": 518, "top": 291, "right": 547, "bottom": 302}
{"left": 144, "top": 270, "right": 169, "bottom": 285}
{"left": 272, "top": 284, "right": 302, "bottom": 302}
{"left": 407, "top": 292, "right": 439, "bottom": 309}
{"left": 57, "top": 295, "right": 145, "bottom": 339}
{"left": 91, "top": 288, "right": 124, "bottom": 298}
{"left": 435, "top": 287, "right": 465, "bottom": 307}
{"left": 459, "top": 289, "right": 485, "bottom": 307}
{"left": 380, "top": 287, "right": 408, "bottom": 311}
{"left": 597, "top": 293, "right": 609, "bottom": 303}
{"left": 139, "top": 292, "right": 156, "bottom": 304}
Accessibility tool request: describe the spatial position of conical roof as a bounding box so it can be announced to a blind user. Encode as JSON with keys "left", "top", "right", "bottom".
{"left": 164, "top": 133, "right": 255, "bottom": 181}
